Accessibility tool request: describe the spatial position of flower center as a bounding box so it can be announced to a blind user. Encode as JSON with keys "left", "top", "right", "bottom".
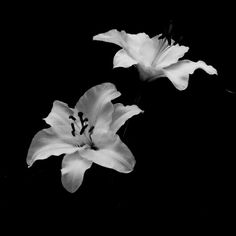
{"left": 69, "top": 112, "right": 98, "bottom": 150}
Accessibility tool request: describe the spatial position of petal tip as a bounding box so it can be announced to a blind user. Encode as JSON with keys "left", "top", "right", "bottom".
{"left": 26, "top": 158, "right": 34, "bottom": 168}
{"left": 184, "top": 46, "right": 190, "bottom": 52}
{"left": 113, "top": 64, "right": 119, "bottom": 69}
{"left": 212, "top": 67, "right": 218, "bottom": 75}
{"left": 202, "top": 61, "right": 218, "bottom": 75}
{"left": 124, "top": 159, "right": 136, "bottom": 173}
{"left": 92, "top": 35, "right": 99, "bottom": 41}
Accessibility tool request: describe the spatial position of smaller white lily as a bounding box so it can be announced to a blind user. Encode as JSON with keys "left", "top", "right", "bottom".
{"left": 26, "top": 83, "right": 143, "bottom": 193}
{"left": 93, "top": 29, "right": 218, "bottom": 90}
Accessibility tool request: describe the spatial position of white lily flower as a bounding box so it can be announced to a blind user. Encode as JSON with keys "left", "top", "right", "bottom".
{"left": 93, "top": 29, "right": 217, "bottom": 90}
{"left": 26, "top": 83, "right": 143, "bottom": 193}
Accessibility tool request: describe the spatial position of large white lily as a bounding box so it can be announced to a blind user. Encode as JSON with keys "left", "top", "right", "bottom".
{"left": 26, "top": 83, "right": 143, "bottom": 193}
{"left": 93, "top": 29, "right": 217, "bottom": 90}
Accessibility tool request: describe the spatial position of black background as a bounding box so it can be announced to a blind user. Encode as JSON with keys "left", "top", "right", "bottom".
{"left": 2, "top": 2, "right": 235, "bottom": 231}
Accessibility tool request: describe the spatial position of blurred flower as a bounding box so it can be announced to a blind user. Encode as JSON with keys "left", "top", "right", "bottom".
{"left": 93, "top": 29, "right": 217, "bottom": 90}
{"left": 27, "top": 83, "right": 143, "bottom": 193}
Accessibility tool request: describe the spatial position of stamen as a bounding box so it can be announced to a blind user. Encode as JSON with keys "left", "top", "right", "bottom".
{"left": 173, "top": 35, "right": 183, "bottom": 45}
{"left": 80, "top": 124, "right": 88, "bottom": 135}
{"left": 88, "top": 126, "right": 94, "bottom": 134}
{"left": 78, "top": 112, "right": 86, "bottom": 124}
{"left": 90, "top": 143, "right": 99, "bottom": 150}
{"left": 71, "top": 123, "right": 76, "bottom": 136}
{"left": 69, "top": 115, "right": 76, "bottom": 121}
{"left": 76, "top": 111, "right": 90, "bottom": 135}
{"left": 69, "top": 111, "right": 90, "bottom": 138}
{"left": 78, "top": 112, "right": 83, "bottom": 120}
{"left": 159, "top": 20, "right": 173, "bottom": 45}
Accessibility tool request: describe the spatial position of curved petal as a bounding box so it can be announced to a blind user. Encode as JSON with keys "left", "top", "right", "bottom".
{"left": 113, "top": 49, "right": 138, "bottom": 68}
{"left": 151, "top": 34, "right": 174, "bottom": 57}
{"left": 81, "top": 136, "right": 135, "bottom": 173}
{"left": 61, "top": 152, "right": 92, "bottom": 193}
{"left": 123, "top": 32, "right": 153, "bottom": 63}
{"left": 110, "top": 103, "right": 144, "bottom": 133}
{"left": 136, "top": 64, "right": 165, "bottom": 81}
{"left": 155, "top": 44, "right": 189, "bottom": 68}
{"left": 125, "top": 32, "right": 150, "bottom": 52}
{"left": 138, "top": 38, "right": 158, "bottom": 67}
{"left": 43, "top": 100, "right": 74, "bottom": 137}
{"left": 26, "top": 128, "right": 79, "bottom": 167}
{"left": 76, "top": 83, "right": 121, "bottom": 132}
{"left": 93, "top": 29, "right": 124, "bottom": 47}
{"left": 163, "top": 60, "right": 218, "bottom": 90}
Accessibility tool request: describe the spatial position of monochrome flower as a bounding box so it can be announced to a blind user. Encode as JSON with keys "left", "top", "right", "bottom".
{"left": 93, "top": 29, "right": 217, "bottom": 90}
{"left": 27, "top": 83, "right": 143, "bottom": 193}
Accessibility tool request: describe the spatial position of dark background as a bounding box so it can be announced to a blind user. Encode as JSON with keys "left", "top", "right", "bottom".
{"left": 2, "top": 2, "right": 235, "bottom": 230}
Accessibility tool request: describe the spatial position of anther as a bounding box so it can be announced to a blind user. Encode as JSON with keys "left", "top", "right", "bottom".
{"left": 69, "top": 115, "right": 76, "bottom": 121}
{"left": 78, "top": 111, "right": 86, "bottom": 124}
{"left": 71, "top": 123, "right": 76, "bottom": 136}
{"left": 78, "top": 112, "right": 83, "bottom": 119}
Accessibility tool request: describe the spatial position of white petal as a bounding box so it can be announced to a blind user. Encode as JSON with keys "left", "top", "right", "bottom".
{"left": 155, "top": 44, "right": 189, "bottom": 68}
{"left": 124, "top": 32, "right": 153, "bottom": 64}
{"left": 136, "top": 64, "right": 165, "bottom": 81}
{"left": 151, "top": 34, "right": 174, "bottom": 58}
{"left": 163, "top": 60, "right": 218, "bottom": 90}
{"left": 93, "top": 29, "right": 124, "bottom": 47}
{"left": 26, "top": 128, "right": 79, "bottom": 167}
{"left": 125, "top": 32, "right": 150, "bottom": 52}
{"left": 81, "top": 136, "right": 135, "bottom": 173}
{"left": 90, "top": 131, "right": 116, "bottom": 152}
{"left": 138, "top": 38, "right": 158, "bottom": 67}
{"left": 113, "top": 49, "right": 138, "bottom": 68}
{"left": 43, "top": 100, "right": 74, "bottom": 137}
{"left": 61, "top": 152, "right": 92, "bottom": 193}
{"left": 93, "top": 30, "right": 155, "bottom": 67}
{"left": 76, "top": 83, "right": 121, "bottom": 132}
{"left": 110, "top": 103, "right": 143, "bottom": 133}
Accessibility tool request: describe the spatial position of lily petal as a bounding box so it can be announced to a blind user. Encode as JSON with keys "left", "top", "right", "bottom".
{"left": 125, "top": 32, "right": 150, "bottom": 53}
{"left": 163, "top": 60, "right": 218, "bottom": 90}
{"left": 93, "top": 29, "right": 124, "bottom": 47}
{"left": 123, "top": 32, "right": 154, "bottom": 64}
{"left": 136, "top": 63, "right": 165, "bottom": 81}
{"left": 113, "top": 49, "right": 138, "bottom": 68}
{"left": 138, "top": 38, "right": 158, "bottom": 67}
{"left": 151, "top": 34, "right": 174, "bottom": 58}
{"left": 44, "top": 100, "right": 74, "bottom": 137}
{"left": 111, "top": 103, "right": 143, "bottom": 133}
{"left": 81, "top": 136, "right": 135, "bottom": 173}
{"left": 61, "top": 152, "right": 92, "bottom": 193}
{"left": 27, "top": 128, "right": 79, "bottom": 167}
{"left": 76, "top": 83, "right": 121, "bottom": 132}
{"left": 155, "top": 44, "right": 189, "bottom": 68}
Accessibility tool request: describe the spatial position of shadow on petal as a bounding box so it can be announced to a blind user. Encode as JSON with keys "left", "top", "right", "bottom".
{"left": 81, "top": 136, "right": 135, "bottom": 173}
{"left": 75, "top": 83, "right": 121, "bottom": 127}
{"left": 113, "top": 49, "right": 138, "bottom": 68}
{"left": 61, "top": 152, "right": 92, "bottom": 193}
{"left": 26, "top": 128, "right": 79, "bottom": 167}
{"left": 111, "top": 103, "right": 143, "bottom": 133}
